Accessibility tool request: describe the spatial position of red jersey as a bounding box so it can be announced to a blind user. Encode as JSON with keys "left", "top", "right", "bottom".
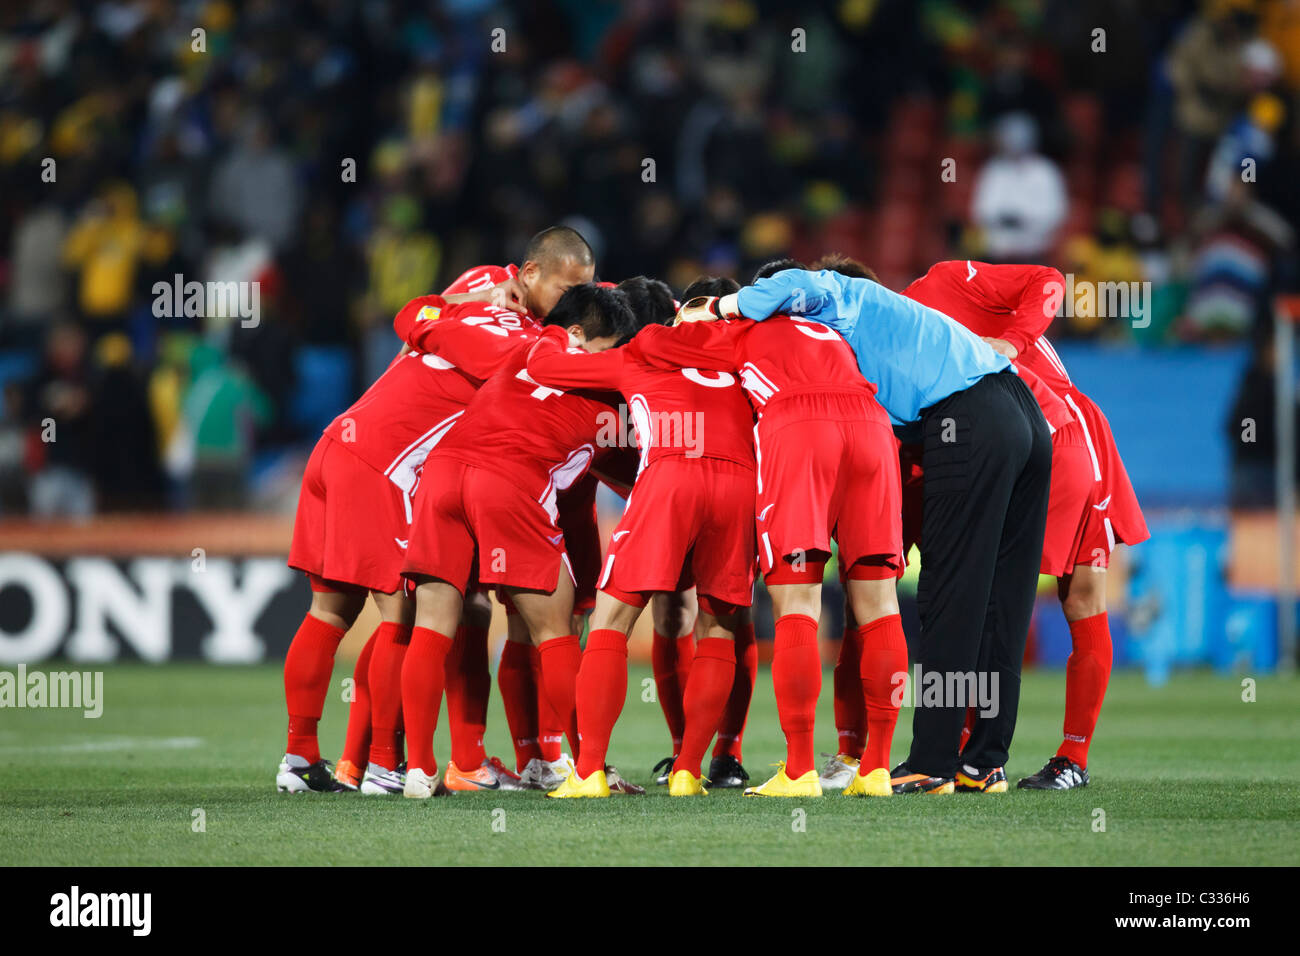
{"left": 902, "top": 260, "right": 1073, "bottom": 395}
{"left": 525, "top": 327, "right": 755, "bottom": 474}
{"left": 635, "top": 314, "right": 875, "bottom": 415}
{"left": 323, "top": 294, "right": 537, "bottom": 491}
{"left": 428, "top": 331, "right": 620, "bottom": 519}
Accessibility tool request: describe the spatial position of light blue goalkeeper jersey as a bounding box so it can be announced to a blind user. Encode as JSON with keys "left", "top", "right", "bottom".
{"left": 732, "top": 269, "right": 1012, "bottom": 425}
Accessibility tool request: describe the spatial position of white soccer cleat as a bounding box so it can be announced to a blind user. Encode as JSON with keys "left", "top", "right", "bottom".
{"left": 359, "top": 762, "right": 405, "bottom": 795}
{"left": 818, "top": 752, "right": 860, "bottom": 790}
{"left": 517, "top": 754, "right": 572, "bottom": 790}
{"left": 403, "top": 766, "right": 448, "bottom": 799}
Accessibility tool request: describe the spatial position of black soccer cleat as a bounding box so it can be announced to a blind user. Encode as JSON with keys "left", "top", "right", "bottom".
{"left": 954, "top": 765, "right": 1008, "bottom": 793}
{"left": 276, "top": 754, "right": 351, "bottom": 793}
{"left": 889, "top": 761, "right": 955, "bottom": 795}
{"left": 706, "top": 754, "right": 750, "bottom": 789}
{"left": 1017, "top": 755, "right": 1089, "bottom": 790}
{"left": 652, "top": 755, "right": 677, "bottom": 786}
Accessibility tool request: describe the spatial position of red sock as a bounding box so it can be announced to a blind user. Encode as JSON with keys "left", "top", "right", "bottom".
{"left": 498, "top": 640, "right": 542, "bottom": 771}
{"left": 399, "top": 626, "right": 453, "bottom": 774}
{"left": 574, "top": 629, "right": 629, "bottom": 778}
{"left": 445, "top": 623, "right": 490, "bottom": 770}
{"left": 339, "top": 627, "right": 376, "bottom": 768}
{"left": 538, "top": 635, "right": 582, "bottom": 759}
{"left": 675, "top": 637, "right": 736, "bottom": 777}
{"left": 367, "top": 622, "right": 411, "bottom": 770}
{"left": 532, "top": 645, "right": 565, "bottom": 761}
{"left": 833, "top": 623, "right": 865, "bottom": 760}
{"left": 858, "top": 614, "right": 907, "bottom": 772}
{"left": 651, "top": 630, "right": 687, "bottom": 752}
{"left": 1057, "top": 612, "right": 1113, "bottom": 768}
{"left": 772, "top": 614, "right": 821, "bottom": 778}
{"left": 284, "top": 614, "right": 346, "bottom": 763}
{"left": 713, "top": 617, "right": 757, "bottom": 761}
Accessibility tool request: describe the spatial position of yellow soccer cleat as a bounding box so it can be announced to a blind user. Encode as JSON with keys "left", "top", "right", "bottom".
{"left": 843, "top": 767, "right": 893, "bottom": 797}
{"left": 667, "top": 769, "right": 708, "bottom": 797}
{"left": 743, "top": 764, "right": 823, "bottom": 797}
{"left": 544, "top": 769, "right": 611, "bottom": 799}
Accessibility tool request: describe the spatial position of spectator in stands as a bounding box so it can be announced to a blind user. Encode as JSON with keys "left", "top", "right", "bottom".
{"left": 207, "top": 112, "right": 301, "bottom": 252}
{"left": 24, "top": 322, "right": 95, "bottom": 518}
{"left": 1166, "top": 0, "right": 1261, "bottom": 210}
{"left": 971, "top": 112, "right": 1068, "bottom": 261}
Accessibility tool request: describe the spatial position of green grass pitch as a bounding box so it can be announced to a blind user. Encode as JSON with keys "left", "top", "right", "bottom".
{"left": 1, "top": 661, "right": 1297, "bottom": 866}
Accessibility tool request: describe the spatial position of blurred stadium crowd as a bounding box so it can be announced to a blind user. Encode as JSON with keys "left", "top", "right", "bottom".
{"left": 1, "top": 0, "right": 1298, "bottom": 517}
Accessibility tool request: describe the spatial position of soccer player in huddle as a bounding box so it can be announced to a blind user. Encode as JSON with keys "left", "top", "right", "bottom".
{"left": 694, "top": 263, "right": 1051, "bottom": 795}
{"left": 279, "top": 226, "right": 593, "bottom": 795}
{"left": 518, "top": 278, "right": 759, "bottom": 798}
{"left": 397, "top": 284, "right": 635, "bottom": 798}
{"left": 278, "top": 287, "right": 531, "bottom": 793}
{"left": 902, "top": 260, "right": 1148, "bottom": 789}
{"left": 634, "top": 270, "right": 907, "bottom": 798}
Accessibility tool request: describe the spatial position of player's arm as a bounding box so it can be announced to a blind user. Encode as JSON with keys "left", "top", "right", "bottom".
{"left": 633, "top": 321, "right": 741, "bottom": 373}
{"left": 525, "top": 326, "right": 627, "bottom": 390}
{"left": 967, "top": 263, "right": 1066, "bottom": 356}
{"left": 734, "top": 269, "right": 837, "bottom": 323}
{"left": 394, "top": 297, "right": 534, "bottom": 376}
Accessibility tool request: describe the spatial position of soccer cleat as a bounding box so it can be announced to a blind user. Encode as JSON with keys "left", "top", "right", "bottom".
{"left": 360, "top": 762, "right": 406, "bottom": 795}
{"left": 889, "top": 761, "right": 955, "bottom": 795}
{"left": 955, "top": 765, "right": 1008, "bottom": 793}
{"left": 743, "top": 764, "right": 823, "bottom": 798}
{"left": 668, "top": 769, "right": 708, "bottom": 797}
{"left": 444, "top": 760, "right": 502, "bottom": 791}
{"left": 1017, "top": 755, "right": 1089, "bottom": 790}
{"left": 277, "top": 754, "right": 350, "bottom": 793}
{"left": 333, "top": 758, "right": 363, "bottom": 791}
{"left": 403, "top": 767, "right": 451, "bottom": 799}
{"left": 705, "top": 754, "right": 749, "bottom": 789}
{"left": 843, "top": 767, "right": 893, "bottom": 797}
{"left": 652, "top": 755, "right": 677, "bottom": 786}
{"left": 818, "top": 752, "right": 860, "bottom": 790}
{"left": 482, "top": 756, "right": 526, "bottom": 791}
{"left": 545, "top": 769, "right": 611, "bottom": 799}
{"left": 605, "top": 765, "right": 646, "bottom": 795}
{"left": 517, "top": 758, "right": 559, "bottom": 790}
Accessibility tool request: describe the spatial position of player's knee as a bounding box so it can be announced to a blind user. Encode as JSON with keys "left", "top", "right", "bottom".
{"left": 1061, "top": 571, "right": 1106, "bottom": 621}
{"left": 651, "top": 589, "right": 695, "bottom": 638}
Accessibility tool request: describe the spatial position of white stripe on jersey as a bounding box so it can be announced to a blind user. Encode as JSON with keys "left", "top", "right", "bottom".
{"left": 1064, "top": 394, "right": 1102, "bottom": 483}
{"left": 1032, "top": 336, "right": 1072, "bottom": 386}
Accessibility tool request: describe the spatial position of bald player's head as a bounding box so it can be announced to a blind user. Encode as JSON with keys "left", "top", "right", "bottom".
{"left": 518, "top": 226, "right": 596, "bottom": 317}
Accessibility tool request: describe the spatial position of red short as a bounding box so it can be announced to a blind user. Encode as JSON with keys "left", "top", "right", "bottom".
{"left": 1062, "top": 387, "right": 1149, "bottom": 550}
{"left": 754, "top": 391, "right": 902, "bottom": 577}
{"left": 599, "top": 456, "right": 756, "bottom": 607}
{"left": 288, "top": 435, "right": 412, "bottom": 594}
{"left": 403, "top": 457, "right": 574, "bottom": 596}
{"left": 1041, "top": 421, "right": 1104, "bottom": 575}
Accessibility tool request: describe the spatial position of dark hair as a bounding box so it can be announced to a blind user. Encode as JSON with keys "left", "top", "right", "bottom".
{"left": 544, "top": 283, "right": 635, "bottom": 342}
{"left": 682, "top": 275, "right": 741, "bottom": 299}
{"left": 751, "top": 258, "right": 807, "bottom": 283}
{"left": 524, "top": 225, "right": 595, "bottom": 270}
{"left": 617, "top": 276, "right": 676, "bottom": 329}
{"left": 812, "top": 253, "right": 879, "bottom": 283}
